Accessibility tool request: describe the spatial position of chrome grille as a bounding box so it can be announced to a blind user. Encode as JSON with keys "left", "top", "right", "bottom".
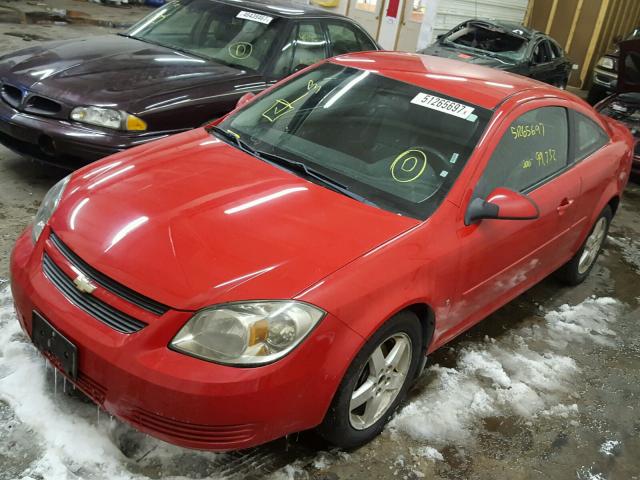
{"left": 42, "top": 253, "right": 147, "bottom": 334}
{"left": 50, "top": 232, "right": 169, "bottom": 315}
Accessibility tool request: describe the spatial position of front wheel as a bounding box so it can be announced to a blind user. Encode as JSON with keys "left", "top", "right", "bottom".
{"left": 317, "top": 311, "right": 423, "bottom": 449}
{"left": 556, "top": 206, "right": 612, "bottom": 285}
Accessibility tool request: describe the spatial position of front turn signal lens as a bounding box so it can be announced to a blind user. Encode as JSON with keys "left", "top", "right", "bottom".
{"left": 126, "top": 114, "right": 148, "bottom": 131}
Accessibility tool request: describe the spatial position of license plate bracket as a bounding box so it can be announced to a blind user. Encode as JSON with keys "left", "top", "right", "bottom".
{"left": 32, "top": 312, "right": 78, "bottom": 380}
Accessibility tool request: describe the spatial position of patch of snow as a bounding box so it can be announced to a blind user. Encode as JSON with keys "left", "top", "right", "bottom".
{"left": 0, "top": 285, "right": 228, "bottom": 480}
{"left": 599, "top": 439, "right": 621, "bottom": 456}
{"left": 269, "top": 463, "right": 308, "bottom": 480}
{"left": 608, "top": 236, "right": 640, "bottom": 273}
{"left": 411, "top": 446, "right": 443, "bottom": 462}
{"left": 577, "top": 466, "right": 607, "bottom": 480}
{"left": 312, "top": 453, "right": 332, "bottom": 470}
{"left": 538, "top": 403, "right": 578, "bottom": 418}
{"left": 391, "top": 297, "right": 621, "bottom": 446}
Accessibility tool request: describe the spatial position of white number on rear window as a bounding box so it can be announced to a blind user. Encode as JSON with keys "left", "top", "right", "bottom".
{"left": 411, "top": 93, "right": 475, "bottom": 120}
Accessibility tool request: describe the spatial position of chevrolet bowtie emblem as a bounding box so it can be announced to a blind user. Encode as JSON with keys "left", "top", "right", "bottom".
{"left": 73, "top": 273, "right": 97, "bottom": 294}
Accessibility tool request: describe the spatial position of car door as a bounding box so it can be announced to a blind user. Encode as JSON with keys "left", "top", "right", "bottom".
{"left": 267, "top": 21, "right": 329, "bottom": 82}
{"left": 564, "top": 108, "right": 616, "bottom": 238}
{"left": 547, "top": 39, "right": 570, "bottom": 85}
{"left": 448, "top": 102, "right": 581, "bottom": 333}
{"left": 529, "top": 40, "right": 556, "bottom": 84}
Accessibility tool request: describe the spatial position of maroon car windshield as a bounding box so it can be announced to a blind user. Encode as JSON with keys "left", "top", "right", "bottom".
{"left": 217, "top": 63, "right": 492, "bottom": 220}
{"left": 127, "top": 0, "right": 283, "bottom": 71}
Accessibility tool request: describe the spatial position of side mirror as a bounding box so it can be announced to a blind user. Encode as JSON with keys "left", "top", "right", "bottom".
{"left": 236, "top": 92, "right": 256, "bottom": 109}
{"left": 465, "top": 187, "right": 539, "bottom": 225}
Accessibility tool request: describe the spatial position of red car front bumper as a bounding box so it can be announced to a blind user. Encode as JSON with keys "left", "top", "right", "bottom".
{"left": 10, "top": 228, "right": 363, "bottom": 450}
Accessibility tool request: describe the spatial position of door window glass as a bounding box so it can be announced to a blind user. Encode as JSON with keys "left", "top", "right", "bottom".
{"left": 475, "top": 107, "right": 569, "bottom": 199}
{"left": 573, "top": 111, "right": 609, "bottom": 161}
{"left": 271, "top": 22, "right": 327, "bottom": 78}
{"left": 533, "top": 41, "right": 551, "bottom": 64}
{"left": 327, "top": 22, "right": 374, "bottom": 54}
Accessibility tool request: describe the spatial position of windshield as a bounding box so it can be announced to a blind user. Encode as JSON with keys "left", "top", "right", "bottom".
{"left": 442, "top": 21, "right": 528, "bottom": 61}
{"left": 218, "top": 63, "right": 491, "bottom": 220}
{"left": 127, "top": 0, "right": 282, "bottom": 71}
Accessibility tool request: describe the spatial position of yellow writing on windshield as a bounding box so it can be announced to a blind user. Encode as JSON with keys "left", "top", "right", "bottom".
{"left": 390, "top": 149, "right": 428, "bottom": 183}
{"left": 229, "top": 42, "right": 253, "bottom": 60}
{"left": 262, "top": 79, "right": 322, "bottom": 123}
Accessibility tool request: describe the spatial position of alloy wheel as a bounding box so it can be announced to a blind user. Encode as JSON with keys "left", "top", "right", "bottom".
{"left": 578, "top": 217, "right": 607, "bottom": 274}
{"left": 349, "top": 333, "right": 412, "bottom": 430}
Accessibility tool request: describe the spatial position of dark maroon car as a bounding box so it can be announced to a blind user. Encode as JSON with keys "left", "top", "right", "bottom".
{"left": 0, "top": 0, "right": 378, "bottom": 169}
{"left": 597, "top": 38, "right": 640, "bottom": 177}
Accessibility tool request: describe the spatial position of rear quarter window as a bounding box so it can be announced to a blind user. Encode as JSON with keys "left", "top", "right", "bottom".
{"left": 571, "top": 111, "right": 610, "bottom": 161}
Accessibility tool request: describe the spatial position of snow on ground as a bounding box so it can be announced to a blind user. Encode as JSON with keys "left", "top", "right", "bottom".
{"left": 608, "top": 236, "right": 640, "bottom": 273}
{"left": 599, "top": 439, "right": 621, "bottom": 457}
{"left": 0, "top": 285, "right": 226, "bottom": 480}
{"left": 0, "top": 280, "right": 624, "bottom": 479}
{"left": 391, "top": 297, "right": 621, "bottom": 449}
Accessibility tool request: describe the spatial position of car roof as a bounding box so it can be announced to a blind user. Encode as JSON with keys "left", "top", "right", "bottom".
{"left": 215, "top": 0, "right": 348, "bottom": 18}
{"left": 454, "top": 18, "right": 538, "bottom": 39}
{"left": 328, "top": 51, "right": 567, "bottom": 110}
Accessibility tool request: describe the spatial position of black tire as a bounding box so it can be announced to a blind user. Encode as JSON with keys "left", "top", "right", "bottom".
{"left": 317, "top": 311, "right": 423, "bottom": 449}
{"left": 556, "top": 205, "right": 612, "bottom": 285}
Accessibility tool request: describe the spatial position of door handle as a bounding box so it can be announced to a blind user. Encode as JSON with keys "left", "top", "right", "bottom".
{"left": 557, "top": 198, "right": 574, "bottom": 214}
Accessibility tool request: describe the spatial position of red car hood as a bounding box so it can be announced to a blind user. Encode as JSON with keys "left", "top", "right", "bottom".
{"left": 50, "top": 129, "right": 418, "bottom": 311}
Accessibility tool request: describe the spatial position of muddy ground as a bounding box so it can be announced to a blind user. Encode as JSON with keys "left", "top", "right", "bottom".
{"left": 1, "top": 3, "right": 640, "bottom": 480}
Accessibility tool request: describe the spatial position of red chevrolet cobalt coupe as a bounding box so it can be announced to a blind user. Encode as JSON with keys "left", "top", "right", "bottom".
{"left": 10, "top": 52, "right": 633, "bottom": 450}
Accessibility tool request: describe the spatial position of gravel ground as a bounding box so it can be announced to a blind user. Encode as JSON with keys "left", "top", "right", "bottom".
{"left": 1, "top": 4, "right": 640, "bottom": 479}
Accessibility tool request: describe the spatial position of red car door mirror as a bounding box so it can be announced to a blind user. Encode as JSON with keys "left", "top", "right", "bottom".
{"left": 236, "top": 92, "right": 256, "bottom": 109}
{"left": 465, "top": 187, "right": 540, "bottom": 225}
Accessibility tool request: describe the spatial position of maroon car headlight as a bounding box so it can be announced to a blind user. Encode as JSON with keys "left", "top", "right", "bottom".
{"left": 32, "top": 175, "right": 70, "bottom": 243}
{"left": 70, "top": 106, "right": 147, "bottom": 131}
{"left": 170, "top": 301, "right": 326, "bottom": 366}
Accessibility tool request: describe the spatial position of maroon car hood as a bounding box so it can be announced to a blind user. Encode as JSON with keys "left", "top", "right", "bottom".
{"left": 617, "top": 38, "right": 640, "bottom": 92}
{"left": 0, "top": 35, "right": 250, "bottom": 112}
{"left": 50, "top": 129, "right": 418, "bottom": 311}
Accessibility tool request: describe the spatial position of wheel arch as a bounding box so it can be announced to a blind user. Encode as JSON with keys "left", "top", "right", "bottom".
{"left": 404, "top": 303, "right": 436, "bottom": 354}
{"left": 608, "top": 195, "right": 620, "bottom": 217}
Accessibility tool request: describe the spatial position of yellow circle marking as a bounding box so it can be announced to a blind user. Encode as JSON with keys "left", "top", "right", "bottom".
{"left": 229, "top": 42, "right": 252, "bottom": 60}
{"left": 390, "top": 149, "right": 428, "bottom": 183}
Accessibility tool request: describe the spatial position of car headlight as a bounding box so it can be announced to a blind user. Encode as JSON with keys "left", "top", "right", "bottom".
{"left": 32, "top": 175, "right": 71, "bottom": 243}
{"left": 170, "top": 301, "right": 326, "bottom": 365}
{"left": 70, "top": 106, "right": 147, "bottom": 131}
{"left": 597, "top": 56, "right": 615, "bottom": 70}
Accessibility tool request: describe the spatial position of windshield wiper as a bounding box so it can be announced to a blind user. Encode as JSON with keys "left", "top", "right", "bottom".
{"left": 207, "top": 126, "right": 378, "bottom": 208}
{"left": 207, "top": 125, "right": 258, "bottom": 156}
{"left": 117, "top": 33, "right": 211, "bottom": 61}
{"left": 254, "top": 150, "right": 379, "bottom": 208}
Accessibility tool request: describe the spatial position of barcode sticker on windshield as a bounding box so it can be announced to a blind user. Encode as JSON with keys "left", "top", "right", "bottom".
{"left": 411, "top": 93, "right": 475, "bottom": 120}
{"left": 237, "top": 11, "right": 273, "bottom": 24}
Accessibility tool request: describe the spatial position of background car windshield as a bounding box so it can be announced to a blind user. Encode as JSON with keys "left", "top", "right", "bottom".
{"left": 219, "top": 63, "right": 491, "bottom": 219}
{"left": 127, "top": 0, "right": 281, "bottom": 71}
{"left": 443, "top": 22, "right": 528, "bottom": 61}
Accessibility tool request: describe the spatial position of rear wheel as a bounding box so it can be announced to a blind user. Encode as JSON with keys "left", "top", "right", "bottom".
{"left": 556, "top": 206, "right": 611, "bottom": 285}
{"left": 317, "top": 311, "right": 422, "bottom": 449}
